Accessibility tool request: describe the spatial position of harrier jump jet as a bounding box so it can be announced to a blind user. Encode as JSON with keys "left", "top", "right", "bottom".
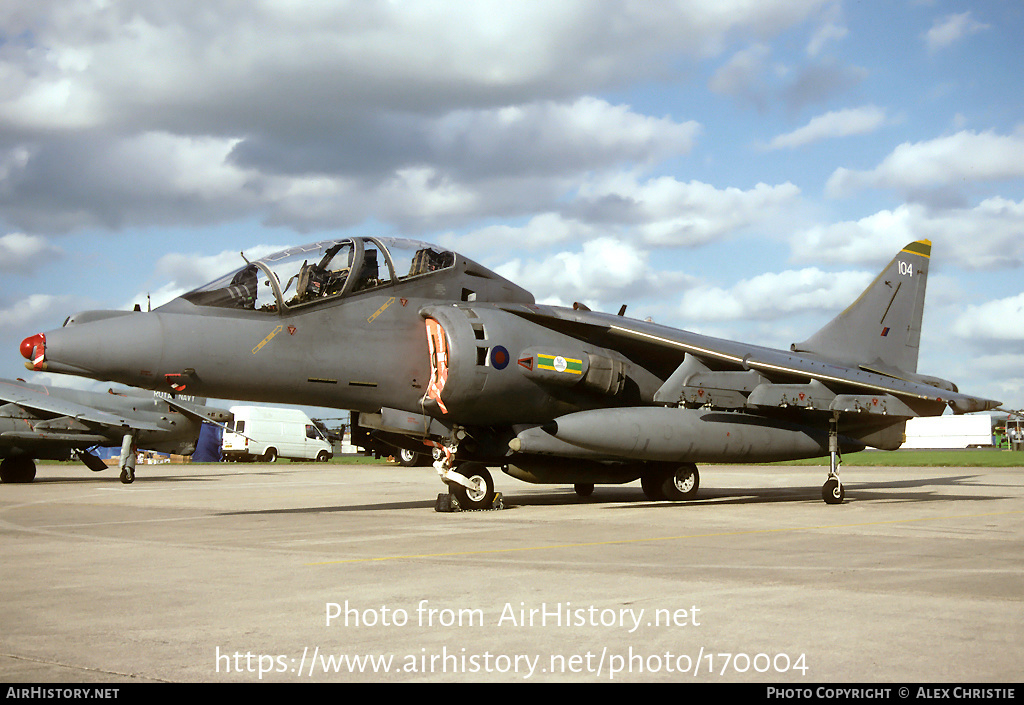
{"left": 0, "top": 377, "right": 231, "bottom": 483}
{"left": 19, "top": 237, "right": 999, "bottom": 505}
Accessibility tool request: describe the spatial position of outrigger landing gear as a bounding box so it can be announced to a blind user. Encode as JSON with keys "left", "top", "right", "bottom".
{"left": 822, "top": 416, "right": 844, "bottom": 504}
{"left": 118, "top": 431, "right": 137, "bottom": 484}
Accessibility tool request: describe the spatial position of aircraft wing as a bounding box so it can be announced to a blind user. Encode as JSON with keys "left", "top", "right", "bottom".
{"left": 1, "top": 430, "right": 111, "bottom": 445}
{"left": 160, "top": 395, "right": 235, "bottom": 431}
{"left": 0, "top": 379, "right": 167, "bottom": 433}
{"left": 497, "top": 303, "right": 1001, "bottom": 416}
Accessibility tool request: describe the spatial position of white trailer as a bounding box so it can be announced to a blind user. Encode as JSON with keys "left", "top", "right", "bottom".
{"left": 222, "top": 406, "right": 333, "bottom": 462}
{"left": 902, "top": 414, "right": 992, "bottom": 449}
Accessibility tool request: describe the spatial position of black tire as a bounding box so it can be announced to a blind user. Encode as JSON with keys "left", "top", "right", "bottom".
{"left": 574, "top": 483, "right": 595, "bottom": 497}
{"left": 316, "top": 450, "right": 331, "bottom": 463}
{"left": 262, "top": 447, "right": 278, "bottom": 463}
{"left": 397, "top": 448, "right": 423, "bottom": 466}
{"left": 450, "top": 463, "right": 496, "bottom": 510}
{"left": 822, "top": 477, "right": 844, "bottom": 504}
{"left": 641, "top": 473, "right": 666, "bottom": 500}
{"left": 661, "top": 464, "right": 699, "bottom": 501}
{"left": 573, "top": 481, "right": 598, "bottom": 498}
{"left": 0, "top": 457, "right": 36, "bottom": 483}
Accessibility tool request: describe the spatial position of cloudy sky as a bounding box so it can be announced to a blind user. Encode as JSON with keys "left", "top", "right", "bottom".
{"left": 2, "top": 0, "right": 1022, "bottom": 415}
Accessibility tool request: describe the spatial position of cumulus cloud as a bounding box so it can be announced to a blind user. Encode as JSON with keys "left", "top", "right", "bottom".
{"left": 1, "top": 1, "right": 831, "bottom": 139}
{"left": 0, "top": 2, "right": 836, "bottom": 237}
{"left": 573, "top": 174, "right": 801, "bottom": 247}
{"left": 826, "top": 129, "right": 1024, "bottom": 198}
{"left": 0, "top": 134, "right": 260, "bottom": 232}
{"left": 231, "top": 98, "right": 702, "bottom": 182}
{"left": 0, "top": 233, "right": 62, "bottom": 273}
{"left": 765, "top": 105, "right": 888, "bottom": 150}
{"left": 439, "top": 212, "right": 601, "bottom": 256}
{"left": 952, "top": 293, "right": 1024, "bottom": 342}
{"left": 679, "top": 267, "right": 874, "bottom": 322}
{"left": 790, "top": 198, "right": 1024, "bottom": 270}
{"left": 493, "top": 237, "right": 687, "bottom": 308}
{"left": 924, "top": 12, "right": 991, "bottom": 53}
{"left": 806, "top": 7, "right": 848, "bottom": 56}
{"left": 439, "top": 174, "right": 803, "bottom": 273}
{"left": 0, "top": 293, "right": 84, "bottom": 331}
{"left": 425, "top": 98, "right": 702, "bottom": 179}
{"left": 1, "top": 99, "right": 702, "bottom": 234}
{"left": 963, "top": 354, "right": 1024, "bottom": 404}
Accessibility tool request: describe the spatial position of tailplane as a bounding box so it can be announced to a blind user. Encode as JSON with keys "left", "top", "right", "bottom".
{"left": 792, "top": 240, "right": 931, "bottom": 374}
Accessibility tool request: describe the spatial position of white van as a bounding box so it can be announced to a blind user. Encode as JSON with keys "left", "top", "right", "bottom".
{"left": 222, "top": 406, "right": 333, "bottom": 462}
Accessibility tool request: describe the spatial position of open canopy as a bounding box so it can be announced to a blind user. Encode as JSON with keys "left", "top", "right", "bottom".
{"left": 182, "top": 237, "right": 455, "bottom": 313}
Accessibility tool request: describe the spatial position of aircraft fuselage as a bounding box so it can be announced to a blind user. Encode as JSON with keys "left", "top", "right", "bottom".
{"left": 19, "top": 236, "right": 1001, "bottom": 504}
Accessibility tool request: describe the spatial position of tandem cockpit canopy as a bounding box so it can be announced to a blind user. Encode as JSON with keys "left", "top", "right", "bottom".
{"left": 182, "top": 237, "right": 456, "bottom": 313}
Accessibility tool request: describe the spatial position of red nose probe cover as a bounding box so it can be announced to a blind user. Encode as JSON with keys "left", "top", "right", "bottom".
{"left": 20, "top": 334, "right": 46, "bottom": 371}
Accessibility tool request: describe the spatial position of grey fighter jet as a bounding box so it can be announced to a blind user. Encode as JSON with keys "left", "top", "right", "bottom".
{"left": 19, "top": 237, "right": 999, "bottom": 505}
{"left": 0, "top": 377, "right": 231, "bottom": 483}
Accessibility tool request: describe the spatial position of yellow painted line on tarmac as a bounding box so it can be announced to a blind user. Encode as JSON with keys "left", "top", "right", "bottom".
{"left": 306, "top": 509, "right": 1024, "bottom": 565}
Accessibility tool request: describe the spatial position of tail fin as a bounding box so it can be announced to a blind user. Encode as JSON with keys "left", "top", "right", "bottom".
{"left": 792, "top": 240, "right": 931, "bottom": 374}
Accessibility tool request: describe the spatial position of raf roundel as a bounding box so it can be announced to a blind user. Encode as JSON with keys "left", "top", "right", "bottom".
{"left": 490, "top": 345, "right": 510, "bottom": 370}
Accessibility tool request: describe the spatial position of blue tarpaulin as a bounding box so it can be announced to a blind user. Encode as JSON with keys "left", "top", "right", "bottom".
{"left": 192, "top": 423, "right": 223, "bottom": 462}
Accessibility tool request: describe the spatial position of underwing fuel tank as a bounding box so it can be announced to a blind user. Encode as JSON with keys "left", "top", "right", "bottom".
{"left": 516, "top": 406, "right": 865, "bottom": 463}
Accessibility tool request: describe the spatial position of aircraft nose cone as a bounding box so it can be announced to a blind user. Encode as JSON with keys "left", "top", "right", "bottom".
{"left": 20, "top": 333, "right": 45, "bottom": 368}
{"left": 29, "top": 310, "right": 170, "bottom": 385}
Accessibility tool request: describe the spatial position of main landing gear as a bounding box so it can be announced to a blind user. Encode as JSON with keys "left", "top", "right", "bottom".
{"left": 641, "top": 463, "right": 700, "bottom": 501}
{"left": 0, "top": 456, "right": 36, "bottom": 483}
{"left": 822, "top": 416, "right": 845, "bottom": 505}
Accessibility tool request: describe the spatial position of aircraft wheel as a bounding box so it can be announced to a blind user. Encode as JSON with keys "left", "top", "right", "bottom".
{"left": 119, "top": 467, "right": 135, "bottom": 484}
{"left": 822, "top": 477, "right": 844, "bottom": 504}
{"left": 0, "top": 457, "right": 36, "bottom": 483}
{"left": 574, "top": 483, "right": 594, "bottom": 497}
{"left": 662, "top": 464, "right": 699, "bottom": 501}
{"left": 450, "top": 463, "right": 496, "bottom": 510}
{"left": 397, "top": 448, "right": 423, "bottom": 466}
{"left": 262, "top": 448, "right": 278, "bottom": 463}
{"left": 641, "top": 473, "right": 666, "bottom": 500}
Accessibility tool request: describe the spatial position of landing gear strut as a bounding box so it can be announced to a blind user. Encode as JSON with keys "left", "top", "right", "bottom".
{"left": 822, "top": 416, "right": 844, "bottom": 504}
{"left": 432, "top": 436, "right": 500, "bottom": 511}
{"left": 118, "top": 432, "right": 137, "bottom": 484}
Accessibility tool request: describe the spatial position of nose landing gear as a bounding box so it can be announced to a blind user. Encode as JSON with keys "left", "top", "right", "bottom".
{"left": 431, "top": 437, "right": 502, "bottom": 512}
